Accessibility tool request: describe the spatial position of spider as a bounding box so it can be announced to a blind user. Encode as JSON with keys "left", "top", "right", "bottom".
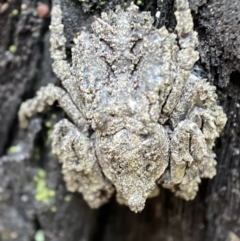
{"left": 18, "top": 0, "right": 226, "bottom": 212}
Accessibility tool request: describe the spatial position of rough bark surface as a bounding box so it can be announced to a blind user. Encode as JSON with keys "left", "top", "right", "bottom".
{"left": 0, "top": 0, "right": 239, "bottom": 241}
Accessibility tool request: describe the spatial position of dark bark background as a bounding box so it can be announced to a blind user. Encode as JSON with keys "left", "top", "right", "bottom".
{"left": 0, "top": 0, "right": 240, "bottom": 240}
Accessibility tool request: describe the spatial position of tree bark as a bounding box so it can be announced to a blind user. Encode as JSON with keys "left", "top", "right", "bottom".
{"left": 0, "top": 0, "right": 240, "bottom": 241}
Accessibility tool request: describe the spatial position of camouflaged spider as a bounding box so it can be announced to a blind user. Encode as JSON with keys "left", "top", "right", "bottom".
{"left": 19, "top": 0, "right": 226, "bottom": 212}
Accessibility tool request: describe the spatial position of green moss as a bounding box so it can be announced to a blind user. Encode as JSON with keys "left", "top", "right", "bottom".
{"left": 47, "top": 129, "right": 53, "bottom": 137}
{"left": 45, "top": 121, "right": 52, "bottom": 128}
{"left": 50, "top": 206, "right": 57, "bottom": 212}
{"left": 45, "top": 124, "right": 54, "bottom": 146}
{"left": 46, "top": 132, "right": 52, "bottom": 147}
{"left": 64, "top": 194, "right": 72, "bottom": 202}
{"left": 38, "top": 169, "right": 46, "bottom": 178}
{"left": 34, "top": 168, "right": 55, "bottom": 205}
{"left": 11, "top": 9, "right": 19, "bottom": 16}
{"left": 32, "top": 32, "right": 40, "bottom": 38}
{"left": 8, "top": 145, "right": 21, "bottom": 154}
{"left": 34, "top": 230, "right": 45, "bottom": 241}
{"left": 8, "top": 45, "right": 17, "bottom": 53}
{"left": 1, "top": 230, "right": 11, "bottom": 240}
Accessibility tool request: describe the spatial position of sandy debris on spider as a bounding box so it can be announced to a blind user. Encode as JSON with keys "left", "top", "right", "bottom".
{"left": 18, "top": 0, "right": 227, "bottom": 213}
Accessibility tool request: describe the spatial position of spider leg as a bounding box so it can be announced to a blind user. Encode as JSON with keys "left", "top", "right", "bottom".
{"left": 49, "top": 3, "right": 70, "bottom": 82}
{"left": 162, "top": 119, "right": 208, "bottom": 200}
{"left": 52, "top": 119, "right": 114, "bottom": 208}
{"left": 159, "top": 0, "right": 199, "bottom": 122}
{"left": 18, "top": 84, "right": 87, "bottom": 132}
{"left": 175, "top": 0, "right": 199, "bottom": 70}
{"left": 50, "top": 3, "right": 86, "bottom": 115}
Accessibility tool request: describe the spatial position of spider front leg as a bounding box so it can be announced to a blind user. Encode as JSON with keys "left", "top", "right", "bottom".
{"left": 49, "top": 2, "right": 85, "bottom": 114}
{"left": 18, "top": 84, "right": 87, "bottom": 132}
{"left": 49, "top": 3, "right": 71, "bottom": 85}
{"left": 52, "top": 119, "right": 114, "bottom": 208}
{"left": 175, "top": 0, "right": 199, "bottom": 69}
{"left": 159, "top": 0, "right": 199, "bottom": 122}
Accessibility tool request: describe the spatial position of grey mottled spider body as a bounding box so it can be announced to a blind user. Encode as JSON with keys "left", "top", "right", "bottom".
{"left": 19, "top": 0, "right": 227, "bottom": 212}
